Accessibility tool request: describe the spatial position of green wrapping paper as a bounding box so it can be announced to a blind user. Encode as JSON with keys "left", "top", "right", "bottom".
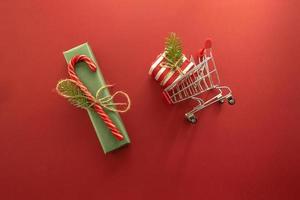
{"left": 63, "top": 43, "right": 130, "bottom": 153}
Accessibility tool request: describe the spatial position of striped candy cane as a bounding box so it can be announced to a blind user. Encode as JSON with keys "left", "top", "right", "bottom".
{"left": 67, "top": 55, "right": 124, "bottom": 141}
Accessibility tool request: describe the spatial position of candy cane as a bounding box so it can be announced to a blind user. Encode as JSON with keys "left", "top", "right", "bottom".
{"left": 67, "top": 55, "right": 124, "bottom": 141}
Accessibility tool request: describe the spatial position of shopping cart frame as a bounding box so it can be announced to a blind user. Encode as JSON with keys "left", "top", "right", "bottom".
{"left": 163, "top": 40, "right": 235, "bottom": 124}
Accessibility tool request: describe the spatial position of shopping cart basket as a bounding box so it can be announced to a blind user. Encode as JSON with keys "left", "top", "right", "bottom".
{"left": 163, "top": 40, "right": 235, "bottom": 124}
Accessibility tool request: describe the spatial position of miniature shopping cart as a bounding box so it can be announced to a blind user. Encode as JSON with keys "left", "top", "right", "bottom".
{"left": 162, "top": 40, "right": 235, "bottom": 124}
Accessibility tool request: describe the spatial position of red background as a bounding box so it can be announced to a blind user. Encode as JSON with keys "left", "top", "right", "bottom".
{"left": 1, "top": 0, "right": 299, "bottom": 199}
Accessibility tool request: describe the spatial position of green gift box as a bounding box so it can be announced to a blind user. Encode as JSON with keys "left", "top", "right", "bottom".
{"left": 63, "top": 43, "right": 130, "bottom": 153}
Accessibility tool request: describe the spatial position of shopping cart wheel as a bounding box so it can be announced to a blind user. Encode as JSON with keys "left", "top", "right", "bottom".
{"left": 227, "top": 96, "right": 235, "bottom": 105}
{"left": 186, "top": 114, "right": 198, "bottom": 124}
{"left": 219, "top": 99, "right": 225, "bottom": 104}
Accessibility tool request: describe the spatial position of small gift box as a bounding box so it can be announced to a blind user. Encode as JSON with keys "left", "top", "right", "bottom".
{"left": 148, "top": 33, "right": 195, "bottom": 89}
{"left": 148, "top": 53, "right": 194, "bottom": 88}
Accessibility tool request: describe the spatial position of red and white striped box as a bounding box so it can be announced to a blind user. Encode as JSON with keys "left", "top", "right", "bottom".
{"left": 148, "top": 52, "right": 195, "bottom": 88}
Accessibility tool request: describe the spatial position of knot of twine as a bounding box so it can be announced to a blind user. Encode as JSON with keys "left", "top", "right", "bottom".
{"left": 91, "top": 84, "right": 131, "bottom": 113}
{"left": 159, "top": 55, "right": 184, "bottom": 75}
{"left": 67, "top": 55, "right": 129, "bottom": 141}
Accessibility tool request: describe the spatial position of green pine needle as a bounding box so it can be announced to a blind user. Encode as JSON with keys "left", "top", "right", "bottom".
{"left": 56, "top": 79, "right": 91, "bottom": 109}
{"left": 165, "top": 32, "right": 183, "bottom": 69}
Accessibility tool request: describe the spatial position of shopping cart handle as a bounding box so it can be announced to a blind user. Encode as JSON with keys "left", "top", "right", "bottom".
{"left": 191, "top": 38, "right": 212, "bottom": 65}
{"left": 192, "top": 48, "right": 205, "bottom": 65}
{"left": 204, "top": 38, "right": 212, "bottom": 49}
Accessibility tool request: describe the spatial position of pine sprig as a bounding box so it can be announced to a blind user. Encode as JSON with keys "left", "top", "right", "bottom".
{"left": 56, "top": 79, "right": 91, "bottom": 109}
{"left": 165, "top": 33, "right": 183, "bottom": 69}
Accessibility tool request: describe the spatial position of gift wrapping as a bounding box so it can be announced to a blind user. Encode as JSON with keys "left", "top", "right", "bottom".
{"left": 148, "top": 52, "right": 195, "bottom": 88}
{"left": 63, "top": 43, "right": 130, "bottom": 153}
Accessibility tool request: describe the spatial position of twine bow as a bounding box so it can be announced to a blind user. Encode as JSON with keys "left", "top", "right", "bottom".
{"left": 159, "top": 55, "right": 184, "bottom": 75}
{"left": 92, "top": 84, "right": 131, "bottom": 113}
{"left": 57, "top": 79, "right": 131, "bottom": 113}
